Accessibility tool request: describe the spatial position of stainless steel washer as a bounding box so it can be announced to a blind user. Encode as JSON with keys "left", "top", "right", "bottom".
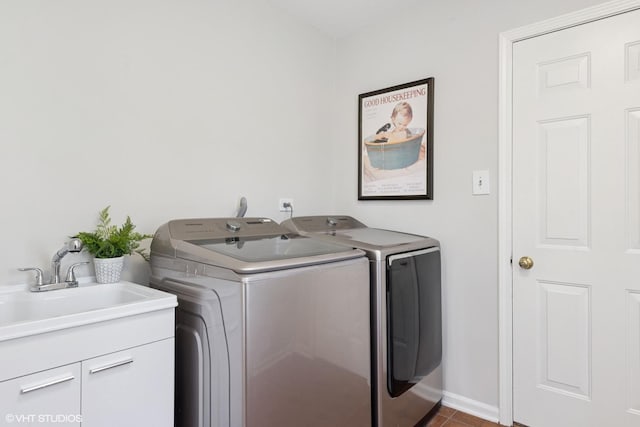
{"left": 281, "top": 216, "right": 442, "bottom": 427}
{"left": 150, "top": 217, "right": 371, "bottom": 427}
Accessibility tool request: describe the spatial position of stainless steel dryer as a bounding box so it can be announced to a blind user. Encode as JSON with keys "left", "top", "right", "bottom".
{"left": 281, "top": 216, "right": 442, "bottom": 427}
{"left": 149, "top": 217, "right": 371, "bottom": 427}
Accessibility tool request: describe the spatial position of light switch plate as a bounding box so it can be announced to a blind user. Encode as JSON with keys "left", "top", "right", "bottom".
{"left": 472, "top": 170, "right": 490, "bottom": 195}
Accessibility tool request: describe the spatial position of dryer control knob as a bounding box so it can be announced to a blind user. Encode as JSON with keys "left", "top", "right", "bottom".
{"left": 327, "top": 217, "right": 338, "bottom": 227}
{"left": 226, "top": 221, "right": 241, "bottom": 232}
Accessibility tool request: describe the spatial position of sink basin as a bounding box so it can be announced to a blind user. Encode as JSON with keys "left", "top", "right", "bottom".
{"left": 0, "top": 281, "right": 177, "bottom": 342}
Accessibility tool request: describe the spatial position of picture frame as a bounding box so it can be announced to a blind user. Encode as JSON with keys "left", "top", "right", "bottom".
{"left": 358, "top": 78, "right": 434, "bottom": 200}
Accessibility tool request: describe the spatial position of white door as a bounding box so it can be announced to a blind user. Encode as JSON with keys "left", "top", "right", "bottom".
{"left": 513, "top": 7, "right": 640, "bottom": 427}
{"left": 82, "top": 339, "right": 174, "bottom": 427}
{"left": 0, "top": 363, "right": 81, "bottom": 427}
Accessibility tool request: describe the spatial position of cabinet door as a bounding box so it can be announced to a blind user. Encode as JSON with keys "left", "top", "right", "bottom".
{"left": 0, "top": 363, "right": 81, "bottom": 427}
{"left": 81, "top": 338, "right": 174, "bottom": 427}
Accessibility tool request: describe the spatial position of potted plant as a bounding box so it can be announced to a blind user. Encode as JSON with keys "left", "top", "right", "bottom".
{"left": 76, "top": 206, "right": 152, "bottom": 284}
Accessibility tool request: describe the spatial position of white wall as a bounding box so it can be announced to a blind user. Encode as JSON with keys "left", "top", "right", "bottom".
{"left": 331, "top": 0, "right": 604, "bottom": 412}
{"left": 0, "top": 0, "right": 336, "bottom": 285}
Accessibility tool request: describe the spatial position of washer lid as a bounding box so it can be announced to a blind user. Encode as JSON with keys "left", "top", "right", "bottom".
{"left": 151, "top": 217, "right": 365, "bottom": 273}
{"left": 328, "top": 228, "right": 425, "bottom": 247}
{"left": 187, "top": 234, "right": 356, "bottom": 263}
{"left": 281, "top": 216, "right": 426, "bottom": 248}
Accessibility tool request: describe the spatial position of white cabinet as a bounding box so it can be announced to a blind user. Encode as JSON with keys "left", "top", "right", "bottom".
{"left": 0, "top": 339, "right": 173, "bottom": 427}
{"left": 0, "top": 291, "right": 176, "bottom": 427}
{"left": 82, "top": 339, "right": 174, "bottom": 427}
{"left": 0, "top": 364, "right": 81, "bottom": 427}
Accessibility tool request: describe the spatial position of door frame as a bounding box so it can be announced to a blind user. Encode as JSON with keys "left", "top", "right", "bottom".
{"left": 497, "top": 0, "right": 640, "bottom": 425}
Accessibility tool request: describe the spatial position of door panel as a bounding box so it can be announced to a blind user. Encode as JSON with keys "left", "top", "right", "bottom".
{"left": 538, "top": 53, "right": 590, "bottom": 92}
{"left": 627, "top": 109, "right": 640, "bottom": 251}
{"left": 627, "top": 290, "right": 640, "bottom": 414}
{"left": 538, "top": 116, "right": 590, "bottom": 247}
{"left": 537, "top": 281, "right": 591, "bottom": 399}
{"left": 513, "top": 7, "right": 640, "bottom": 427}
{"left": 627, "top": 41, "right": 640, "bottom": 81}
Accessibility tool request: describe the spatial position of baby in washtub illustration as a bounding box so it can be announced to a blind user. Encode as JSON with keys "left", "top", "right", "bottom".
{"left": 373, "top": 101, "right": 413, "bottom": 143}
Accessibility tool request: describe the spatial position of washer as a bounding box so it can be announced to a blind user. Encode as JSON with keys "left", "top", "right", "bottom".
{"left": 149, "top": 217, "right": 371, "bottom": 427}
{"left": 281, "top": 216, "right": 442, "bottom": 427}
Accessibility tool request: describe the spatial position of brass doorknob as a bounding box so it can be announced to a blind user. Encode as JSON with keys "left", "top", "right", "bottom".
{"left": 518, "top": 256, "right": 534, "bottom": 270}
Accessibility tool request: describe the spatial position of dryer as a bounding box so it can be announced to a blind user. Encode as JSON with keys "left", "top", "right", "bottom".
{"left": 281, "top": 216, "right": 442, "bottom": 427}
{"left": 149, "top": 217, "right": 371, "bottom": 427}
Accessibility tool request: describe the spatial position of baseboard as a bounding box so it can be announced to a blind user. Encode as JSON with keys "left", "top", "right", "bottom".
{"left": 442, "top": 391, "right": 500, "bottom": 423}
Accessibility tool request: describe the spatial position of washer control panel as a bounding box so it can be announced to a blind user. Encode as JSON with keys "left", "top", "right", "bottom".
{"left": 168, "top": 217, "right": 284, "bottom": 241}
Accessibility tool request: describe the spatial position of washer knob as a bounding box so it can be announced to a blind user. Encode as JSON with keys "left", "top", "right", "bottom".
{"left": 226, "top": 221, "right": 241, "bottom": 232}
{"left": 327, "top": 217, "right": 338, "bottom": 227}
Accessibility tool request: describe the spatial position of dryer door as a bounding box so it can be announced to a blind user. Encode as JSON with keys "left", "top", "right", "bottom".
{"left": 386, "top": 247, "right": 442, "bottom": 397}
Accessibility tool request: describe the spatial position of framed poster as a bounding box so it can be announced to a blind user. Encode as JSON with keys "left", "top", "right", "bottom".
{"left": 358, "top": 78, "right": 434, "bottom": 200}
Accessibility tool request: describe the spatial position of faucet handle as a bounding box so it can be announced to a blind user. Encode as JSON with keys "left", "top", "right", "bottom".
{"left": 18, "top": 268, "right": 45, "bottom": 286}
{"left": 65, "top": 262, "right": 89, "bottom": 286}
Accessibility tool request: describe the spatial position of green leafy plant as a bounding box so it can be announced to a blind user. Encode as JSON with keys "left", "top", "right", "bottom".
{"left": 76, "top": 206, "right": 152, "bottom": 260}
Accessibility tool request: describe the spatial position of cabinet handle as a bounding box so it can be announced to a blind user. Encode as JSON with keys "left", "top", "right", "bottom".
{"left": 21, "top": 374, "right": 75, "bottom": 394}
{"left": 89, "top": 357, "right": 134, "bottom": 374}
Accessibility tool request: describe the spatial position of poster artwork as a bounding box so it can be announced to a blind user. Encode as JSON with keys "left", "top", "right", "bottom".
{"left": 358, "top": 78, "right": 434, "bottom": 200}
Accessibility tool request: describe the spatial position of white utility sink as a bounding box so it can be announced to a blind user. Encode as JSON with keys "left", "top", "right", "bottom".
{"left": 0, "top": 281, "right": 176, "bottom": 425}
{"left": 0, "top": 281, "right": 177, "bottom": 342}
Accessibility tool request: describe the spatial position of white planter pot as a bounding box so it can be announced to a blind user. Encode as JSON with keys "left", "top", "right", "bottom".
{"left": 94, "top": 256, "right": 125, "bottom": 284}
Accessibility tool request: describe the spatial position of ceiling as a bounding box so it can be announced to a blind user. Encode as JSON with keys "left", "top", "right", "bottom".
{"left": 266, "top": 0, "right": 422, "bottom": 39}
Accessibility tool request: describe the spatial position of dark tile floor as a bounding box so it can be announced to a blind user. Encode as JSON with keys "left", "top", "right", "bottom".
{"left": 425, "top": 405, "right": 502, "bottom": 427}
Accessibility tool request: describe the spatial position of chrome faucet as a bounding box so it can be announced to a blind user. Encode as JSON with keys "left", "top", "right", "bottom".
{"left": 50, "top": 238, "right": 84, "bottom": 284}
{"left": 18, "top": 238, "right": 88, "bottom": 292}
